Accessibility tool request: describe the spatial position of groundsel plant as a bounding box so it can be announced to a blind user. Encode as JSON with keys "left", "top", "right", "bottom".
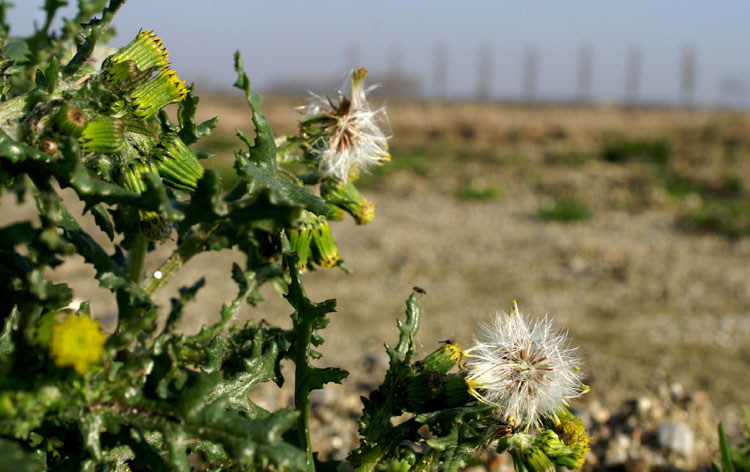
{"left": 0, "top": 2, "right": 589, "bottom": 471}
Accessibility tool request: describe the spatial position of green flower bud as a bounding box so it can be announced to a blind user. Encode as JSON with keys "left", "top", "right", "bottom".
{"left": 309, "top": 214, "right": 339, "bottom": 268}
{"left": 320, "top": 177, "right": 376, "bottom": 225}
{"left": 535, "top": 429, "right": 588, "bottom": 470}
{"left": 119, "top": 159, "right": 158, "bottom": 194}
{"left": 104, "top": 59, "right": 152, "bottom": 90}
{"left": 53, "top": 104, "right": 88, "bottom": 137}
{"left": 523, "top": 445, "right": 555, "bottom": 472}
{"left": 288, "top": 211, "right": 316, "bottom": 271}
{"left": 130, "top": 69, "right": 187, "bottom": 119}
{"left": 104, "top": 29, "right": 169, "bottom": 73}
{"left": 153, "top": 135, "right": 204, "bottom": 191}
{"left": 326, "top": 204, "right": 345, "bottom": 222}
{"left": 80, "top": 116, "right": 125, "bottom": 153}
{"left": 416, "top": 342, "right": 465, "bottom": 375}
{"left": 119, "top": 160, "right": 170, "bottom": 241}
{"left": 289, "top": 211, "right": 340, "bottom": 269}
{"left": 406, "top": 371, "right": 443, "bottom": 411}
{"left": 139, "top": 214, "right": 171, "bottom": 242}
{"left": 442, "top": 373, "right": 473, "bottom": 406}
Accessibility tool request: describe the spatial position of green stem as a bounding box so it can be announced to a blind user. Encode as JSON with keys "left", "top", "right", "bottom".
{"left": 294, "top": 313, "right": 315, "bottom": 471}
{"left": 128, "top": 230, "right": 147, "bottom": 283}
{"left": 62, "top": 0, "right": 129, "bottom": 78}
{"left": 224, "top": 179, "right": 246, "bottom": 202}
{"left": 141, "top": 223, "right": 219, "bottom": 297}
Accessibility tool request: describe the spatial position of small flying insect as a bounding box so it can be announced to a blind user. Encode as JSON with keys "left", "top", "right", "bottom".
{"left": 412, "top": 286, "right": 427, "bottom": 295}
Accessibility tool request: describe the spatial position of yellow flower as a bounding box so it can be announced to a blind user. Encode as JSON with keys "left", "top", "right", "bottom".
{"left": 49, "top": 314, "right": 106, "bottom": 375}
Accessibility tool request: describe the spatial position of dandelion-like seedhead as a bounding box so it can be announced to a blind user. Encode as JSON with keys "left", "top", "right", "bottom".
{"left": 465, "top": 302, "right": 585, "bottom": 429}
{"left": 299, "top": 67, "right": 390, "bottom": 182}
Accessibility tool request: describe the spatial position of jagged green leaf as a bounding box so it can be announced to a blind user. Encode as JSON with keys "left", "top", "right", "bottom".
{"left": 349, "top": 295, "right": 424, "bottom": 470}
{"left": 2, "top": 39, "right": 30, "bottom": 64}
{"left": 88, "top": 203, "right": 114, "bottom": 240}
{"left": 175, "top": 374, "right": 306, "bottom": 469}
{"left": 177, "top": 87, "right": 217, "bottom": 145}
{"left": 163, "top": 277, "right": 205, "bottom": 334}
{"left": 232, "top": 51, "right": 331, "bottom": 217}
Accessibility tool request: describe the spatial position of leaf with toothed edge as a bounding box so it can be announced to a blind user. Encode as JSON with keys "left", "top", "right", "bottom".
{"left": 232, "top": 51, "right": 331, "bottom": 218}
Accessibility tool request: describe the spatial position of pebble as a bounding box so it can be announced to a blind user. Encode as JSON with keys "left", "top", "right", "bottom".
{"left": 310, "top": 388, "right": 337, "bottom": 407}
{"left": 657, "top": 421, "right": 694, "bottom": 458}
{"left": 589, "top": 400, "right": 611, "bottom": 424}
{"left": 361, "top": 353, "right": 389, "bottom": 372}
{"left": 636, "top": 396, "right": 652, "bottom": 416}
{"left": 604, "top": 433, "right": 630, "bottom": 467}
{"left": 669, "top": 382, "right": 686, "bottom": 401}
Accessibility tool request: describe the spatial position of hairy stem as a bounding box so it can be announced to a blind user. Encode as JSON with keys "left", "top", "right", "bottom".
{"left": 293, "top": 312, "right": 315, "bottom": 471}
{"left": 62, "top": 0, "right": 129, "bottom": 78}
{"left": 128, "top": 230, "right": 147, "bottom": 283}
{"left": 141, "top": 223, "right": 219, "bottom": 297}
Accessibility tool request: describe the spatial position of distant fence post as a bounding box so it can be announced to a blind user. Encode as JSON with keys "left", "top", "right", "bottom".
{"left": 625, "top": 47, "right": 641, "bottom": 106}
{"left": 681, "top": 45, "right": 696, "bottom": 108}
{"left": 433, "top": 43, "right": 447, "bottom": 100}
{"left": 476, "top": 44, "right": 492, "bottom": 101}
{"left": 577, "top": 44, "right": 593, "bottom": 103}
{"left": 522, "top": 46, "right": 538, "bottom": 103}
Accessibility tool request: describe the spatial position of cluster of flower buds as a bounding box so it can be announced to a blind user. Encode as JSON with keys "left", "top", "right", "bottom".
{"left": 503, "top": 418, "right": 589, "bottom": 472}
{"left": 16, "top": 30, "right": 205, "bottom": 239}
{"left": 39, "top": 29, "right": 204, "bottom": 239}
{"left": 287, "top": 210, "right": 340, "bottom": 270}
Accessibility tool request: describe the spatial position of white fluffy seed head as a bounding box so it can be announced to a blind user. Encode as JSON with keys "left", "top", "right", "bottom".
{"left": 298, "top": 68, "right": 390, "bottom": 182}
{"left": 465, "top": 303, "right": 586, "bottom": 429}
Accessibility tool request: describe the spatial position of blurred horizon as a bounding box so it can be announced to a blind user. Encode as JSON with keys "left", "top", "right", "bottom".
{"left": 6, "top": 1, "right": 750, "bottom": 108}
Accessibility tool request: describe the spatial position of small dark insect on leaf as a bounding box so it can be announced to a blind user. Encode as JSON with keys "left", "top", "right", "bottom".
{"left": 412, "top": 286, "right": 427, "bottom": 294}
{"left": 439, "top": 339, "right": 453, "bottom": 345}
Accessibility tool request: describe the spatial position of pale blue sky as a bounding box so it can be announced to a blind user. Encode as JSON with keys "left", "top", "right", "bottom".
{"left": 6, "top": 1, "right": 750, "bottom": 106}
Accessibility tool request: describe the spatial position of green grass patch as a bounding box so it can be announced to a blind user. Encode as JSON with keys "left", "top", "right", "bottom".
{"left": 545, "top": 149, "right": 594, "bottom": 167}
{"left": 660, "top": 171, "right": 744, "bottom": 200}
{"left": 387, "top": 148, "right": 436, "bottom": 176}
{"left": 454, "top": 182, "right": 504, "bottom": 202}
{"left": 678, "top": 197, "right": 750, "bottom": 238}
{"left": 538, "top": 197, "right": 591, "bottom": 222}
{"left": 358, "top": 147, "right": 445, "bottom": 188}
{"left": 602, "top": 137, "right": 671, "bottom": 166}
